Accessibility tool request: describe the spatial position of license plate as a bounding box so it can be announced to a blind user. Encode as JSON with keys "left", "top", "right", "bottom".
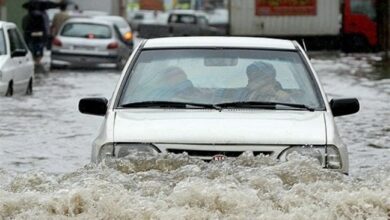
{"left": 74, "top": 45, "right": 95, "bottom": 51}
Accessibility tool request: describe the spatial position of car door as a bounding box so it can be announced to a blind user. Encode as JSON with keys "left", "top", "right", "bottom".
{"left": 113, "top": 25, "right": 131, "bottom": 61}
{"left": 7, "top": 28, "right": 31, "bottom": 93}
{"left": 0, "top": 27, "right": 15, "bottom": 91}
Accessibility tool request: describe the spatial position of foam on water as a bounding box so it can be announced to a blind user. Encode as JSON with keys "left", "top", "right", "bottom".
{"left": 1, "top": 154, "right": 389, "bottom": 219}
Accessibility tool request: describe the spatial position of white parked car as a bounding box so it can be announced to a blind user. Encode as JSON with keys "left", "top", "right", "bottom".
{"left": 51, "top": 18, "right": 132, "bottom": 69}
{"left": 79, "top": 37, "right": 359, "bottom": 174}
{"left": 0, "top": 21, "right": 34, "bottom": 96}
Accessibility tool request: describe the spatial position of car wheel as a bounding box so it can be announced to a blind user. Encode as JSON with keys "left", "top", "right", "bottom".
{"left": 5, "top": 81, "right": 13, "bottom": 97}
{"left": 26, "top": 78, "right": 33, "bottom": 95}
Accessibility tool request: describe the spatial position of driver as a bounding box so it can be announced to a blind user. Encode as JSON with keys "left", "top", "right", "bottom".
{"left": 245, "top": 61, "right": 292, "bottom": 103}
{"left": 159, "top": 66, "right": 200, "bottom": 101}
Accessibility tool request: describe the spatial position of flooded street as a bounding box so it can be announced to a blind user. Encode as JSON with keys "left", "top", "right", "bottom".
{"left": 0, "top": 53, "right": 389, "bottom": 219}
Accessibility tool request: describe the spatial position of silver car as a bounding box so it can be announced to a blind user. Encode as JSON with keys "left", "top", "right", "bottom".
{"left": 79, "top": 37, "right": 359, "bottom": 174}
{"left": 51, "top": 18, "right": 131, "bottom": 69}
{"left": 93, "top": 15, "right": 134, "bottom": 47}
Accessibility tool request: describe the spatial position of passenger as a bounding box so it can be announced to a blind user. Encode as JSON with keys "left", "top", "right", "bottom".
{"left": 160, "top": 66, "right": 199, "bottom": 101}
{"left": 22, "top": 4, "right": 49, "bottom": 65}
{"left": 51, "top": 2, "right": 70, "bottom": 37}
{"left": 245, "top": 61, "right": 292, "bottom": 103}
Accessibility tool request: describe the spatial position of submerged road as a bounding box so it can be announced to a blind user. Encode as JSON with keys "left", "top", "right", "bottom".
{"left": 0, "top": 53, "right": 389, "bottom": 175}
{"left": 0, "top": 53, "right": 389, "bottom": 219}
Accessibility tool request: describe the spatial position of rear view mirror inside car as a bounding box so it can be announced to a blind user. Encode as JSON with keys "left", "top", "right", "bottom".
{"left": 204, "top": 57, "right": 238, "bottom": 66}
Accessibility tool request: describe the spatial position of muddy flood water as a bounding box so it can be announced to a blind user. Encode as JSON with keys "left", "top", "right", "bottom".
{"left": 0, "top": 53, "right": 389, "bottom": 219}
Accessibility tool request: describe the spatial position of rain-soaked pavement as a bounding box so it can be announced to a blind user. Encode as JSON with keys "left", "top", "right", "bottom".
{"left": 0, "top": 53, "right": 389, "bottom": 219}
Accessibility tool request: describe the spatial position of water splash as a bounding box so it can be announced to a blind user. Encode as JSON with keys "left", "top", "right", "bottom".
{"left": 1, "top": 154, "right": 389, "bottom": 219}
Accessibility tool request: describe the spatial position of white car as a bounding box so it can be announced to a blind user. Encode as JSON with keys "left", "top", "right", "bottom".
{"left": 79, "top": 37, "right": 359, "bottom": 174}
{"left": 93, "top": 15, "right": 134, "bottom": 47}
{"left": 51, "top": 18, "right": 132, "bottom": 69}
{"left": 0, "top": 21, "right": 34, "bottom": 96}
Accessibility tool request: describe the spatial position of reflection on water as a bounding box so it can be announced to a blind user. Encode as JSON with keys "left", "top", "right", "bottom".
{"left": 374, "top": 60, "right": 390, "bottom": 79}
{"left": 310, "top": 52, "right": 390, "bottom": 80}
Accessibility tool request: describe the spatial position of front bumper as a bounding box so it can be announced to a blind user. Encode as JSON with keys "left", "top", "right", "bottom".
{"left": 51, "top": 51, "right": 118, "bottom": 68}
{"left": 93, "top": 143, "right": 348, "bottom": 173}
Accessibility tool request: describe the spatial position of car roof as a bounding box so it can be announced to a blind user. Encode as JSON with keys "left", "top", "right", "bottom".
{"left": 169, "top": 10, "right": 207, "bottom": 17}
{"left": 143, "top": 37, "right": 297, "bottom": 50}
{"left": 0, "top": 21, "right": 16, "bottom": 29}
{"left": 92, "top": 15, "right": 130, "bottom": 28}
{"left": 64, "top": 17, "right": 114, "bottom": 26}
{"left": 93, "top": 15, "right": 124, "bottom": 21}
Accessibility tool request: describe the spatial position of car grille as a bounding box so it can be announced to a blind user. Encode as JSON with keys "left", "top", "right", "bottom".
{"left": 166, "top": 149, "right": 273, "bottom": 158}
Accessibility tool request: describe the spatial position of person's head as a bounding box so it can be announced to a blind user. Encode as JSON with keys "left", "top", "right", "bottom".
{"left": 246, "top": 61, "right": 277, "bottom": 86}
{"left": 59, "top": 2, "right": 67, "bottom": 11}
{"left": 163, "top": 66, "right": 188, "bottom": 85}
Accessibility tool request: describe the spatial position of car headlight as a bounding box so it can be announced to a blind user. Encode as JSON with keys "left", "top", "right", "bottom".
{"left": 98, "top": 143, "right": 159, "bottom": 161}
{"left": 114, "top": 143, "right": 159, "bottom": 158}
{"left": 98, "top": 143, "right": 114, "bottom": 162}
{"left": 278, "top": 145, "right": 341, "bottom": 169}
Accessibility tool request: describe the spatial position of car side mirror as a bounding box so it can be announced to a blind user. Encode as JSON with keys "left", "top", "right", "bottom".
{"left": 79, "top": 98, "right": 108, "bottom": 116}
{"left": 11, "top": 48, "right": 27, "bottom": 57}
{"left": 330, "top": 98, "right": 359, "bottom": 117}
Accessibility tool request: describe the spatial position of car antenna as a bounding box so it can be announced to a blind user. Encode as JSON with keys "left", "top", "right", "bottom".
{"left": 301, "top": 39, "right": 308, "bottom": 52}
{"left": 301, "top": 39, "right": 311, "bottom": 59}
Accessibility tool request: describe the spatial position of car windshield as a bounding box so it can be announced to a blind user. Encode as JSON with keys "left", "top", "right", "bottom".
{"left": 0, "top": 29, "right": 6, "bottom": 55}
{"left": 110, "top": 19, "right": 129, "bottom": 29}
{"left": 96, "top": 16, "right": 129, "bottom": 29}
{"left": 60, "top": 23, "right": 112, "bottom": 39}
{"left": 119, "top": 49, "right": 324, "bottom": 109}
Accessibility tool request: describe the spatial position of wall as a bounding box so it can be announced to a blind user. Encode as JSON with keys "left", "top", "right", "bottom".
{"left": 71, "top": 0, "right": 124, "bottom": 16}
{"left": 1, "top": 0, "right": 27, "bottom": 30}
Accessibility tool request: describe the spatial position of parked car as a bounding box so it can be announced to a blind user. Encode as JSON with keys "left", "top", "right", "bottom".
{"left": 138, "top": 10, "right": 223, "bottom": 38}
{"left": 0, "top": 21, "right": 34, "bottom": 96}
{"left": 79, "top": 37, "right": 359, "bottom": 174}
{"left": 51, "top": 18, "right": 132, "bottom": 69}
{"left": 93, "top": 15, "right": 134, "bottom": 47}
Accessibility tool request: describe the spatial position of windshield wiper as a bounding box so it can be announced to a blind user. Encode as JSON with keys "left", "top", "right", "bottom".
{"left": 120, "top": 101, "right": 222, "bottom": 111}
{"left": 215, "top": 101, "right": 315, "bottom": 111}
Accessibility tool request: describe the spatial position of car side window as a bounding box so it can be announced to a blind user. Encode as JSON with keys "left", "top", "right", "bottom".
{"left": 7, "top": 28, "right": 26, "bottom": 54}
{"left": 0, "top": 29, "right": 6, "bottom": 55}
{"left": 198, "top": 17, "right": 208, "bottom": 26}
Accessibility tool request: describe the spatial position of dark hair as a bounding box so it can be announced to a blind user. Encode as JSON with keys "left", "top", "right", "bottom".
{"left": 59, "top": 3, "right": 67, "bottom": 11}
{"left": 246, "top": 61, "right": 276, "bottom": 80}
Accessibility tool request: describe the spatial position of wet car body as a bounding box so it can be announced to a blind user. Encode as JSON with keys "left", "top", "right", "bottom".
{"left": 79, "top": 37, "right": 359, "bottom": 174}
{"left": 0, "top": 21, "right": 34, "bottom": 96}
{"left": 51, "top": 18, "right": 131, "bottom": 69}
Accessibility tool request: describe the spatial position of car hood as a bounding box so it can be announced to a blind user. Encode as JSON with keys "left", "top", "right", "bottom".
{"left": 113, "top": 110, "right": 327, "bottom": 145}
